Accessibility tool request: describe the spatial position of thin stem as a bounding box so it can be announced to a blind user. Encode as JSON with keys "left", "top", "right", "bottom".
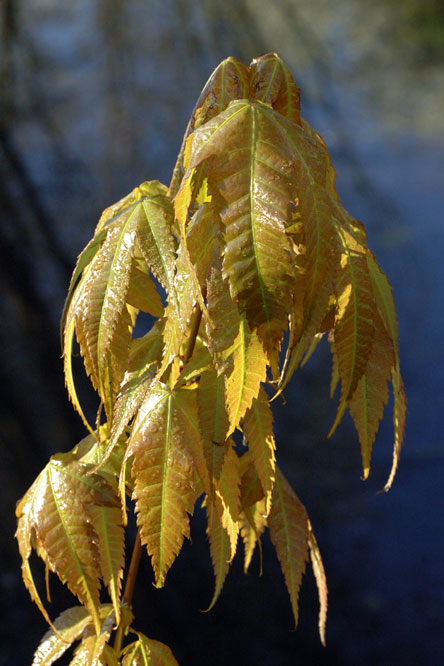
{"left": 113, "top": 532, "right": 142, "bottom": 654}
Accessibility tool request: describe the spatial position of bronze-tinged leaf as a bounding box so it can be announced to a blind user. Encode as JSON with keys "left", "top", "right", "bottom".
{"left": 271, "top": 118, "right": 340, "bottom": 394}
{"left": 328, "top": 219, "right": 376, "bottom": 436}
{"left": 205, "top": 266, "right": 240, "bottom": 371}
{"left": 197, "top": 368, "right": 230, "bottom": 488}
{"left": 132, "top": 181, "right": 177, "bottom": 296}
{"left": 69, "top": 605, "right": 115, "bottom": 665}
{"left": 125, "top": 383, "right": 198, "bottom": 587}
{"left": 121, "top": 632, "right": 179, "bottom": 666}
{"left": 239, "top": 451, "right": 266, "bottom": 511}
{"left": 268, "top": 467, "right": 309, "bottom": 629}
{"left": 169, "top": 56, "right": 250, "bottom": 197}
{"left": 184, "top": 202, "right": 222, "bottom": 299}
{"left": 60, "top": 228, "right": 107, "bottom": 342}
{"left": 15, "top": 456, "right": 122, "bottom": 634}
{"left": 307, "top": 520, "right": 328, "bottom": 647}
{"left": 31, "top": 606, "right": 90, "bottom": 666}
{"left": 250, "top": 52, "right": 301, "bottom": 125}
{"left": 348, "top": 318, "right": 394, "bottom": 478}
{"left": 73, "top": 202, "right": 144, "bottom": 413}
{"left": 184, "top": 99, "right": 297, "bottom": 352}
{"left": 243, "top": 386, "right": 276, "bottom": 513}
{"left": 159, "top": 236, "right": 201, "bottom": 375}
{"left": 171, "top": 383, "right": 210, "bottom": 496}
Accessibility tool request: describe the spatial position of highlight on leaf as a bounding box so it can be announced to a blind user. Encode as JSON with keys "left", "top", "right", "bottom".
{"left": 16, "top": 51, "right": 405, "bottom": 664}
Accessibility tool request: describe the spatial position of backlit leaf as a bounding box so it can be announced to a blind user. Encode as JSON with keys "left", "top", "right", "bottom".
{"left": 250, "top": 52, "right": 301, "bottom": 125}
{"left": 243, "top": 385, "right": 276, "bottom": 513}
{"left": 32, "top": 606, "right": 90, "bottom": 666}
{"left": 268, "top": 467, "right": 309, "bottom": 629}
{"left": 240, "top": 499, "right": 267, "bottom": 574}
{"left": 348, "top": 317, "right": 394, "bottom": 478}
{"left": 69, "top": 605, "right": 115, "bottom": 665}
{"left": 125, "top": 383, "right": 198, "bottom": 586}
{"left": 307, "top": 521, "right": 328, "bottom": 647}
{"left": 121, "top": 632, "right": 179, "bottom": 666}
{"left": 16, "top": 455, "right": 121, "bottom": 634}
{"left": 328, "top": 218, "right": 375, "bottom": 436}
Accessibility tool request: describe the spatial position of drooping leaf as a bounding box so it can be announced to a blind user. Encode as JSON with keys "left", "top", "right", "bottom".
{"left": 239, "top": 450, "right": 266, "bottom": 511}
{"left": 69, "top": 605, "right": 115, "bottom": 666}
{"left": 205, "top": 265, "right": 241, "bottom": 371}
{"left": 87, "top": 504, "right": 125, "bottom": 623}
{"left": 366, "top": 250, "right": 406, "bottom": 490}
{"left": 348, "top": 316, "right": 394, "bottom": 478}
{"left": 243, "top": 386, "right": 276, "bottom": 513}
{"left": 268, "top": 467, "right": 309, "bottom": 629}
{"left": 307, "top": 521, "right": 328, "bottom": 647}
{"left": 63, "top": 181, "right": 173, "bottom": 420}
{"left": 213, "top": 444, "right": 241, "bottom": 535}
{"left": 239, "top": 499, "right": 267, "bottom": 574}
{"left": 73, "top": 210, "right": 141, "bottom": 415}
{"left": 121, "top": 632, "right": 179, "bottom": 666}
{"left": 205, "top": 496, "right": 234, "bottom": 612}
{"left": 132, "top": 181, "right": 177, "bottom": 296}
{"left": 124, "top": 383, "right": 198, "bottom": 587}
{"left": 328, "top": 218, "right": 376, "bottom": 436}
{"left": 224, "top": 315, "right": 268, "bottom": 437}
{"left": 105, "top": 322, "right": 165, "bottom": 463}
{"left": 204, "top": 445, "right": 241, "bottom": 611}
{"left": 16, "top": 455, "right": 121, "bottom": 634}
{"left": 31, "top": 606, "right": 91, "bottom": 666}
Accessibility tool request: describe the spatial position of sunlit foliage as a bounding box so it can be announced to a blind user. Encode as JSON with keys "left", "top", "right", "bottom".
{"left": 16, "top": 53, "right": 405, "bottom": 664}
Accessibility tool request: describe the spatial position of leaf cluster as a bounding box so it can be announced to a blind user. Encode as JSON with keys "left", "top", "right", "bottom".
{"left": 16, "top": 53, "right": 405, "bottom": 664}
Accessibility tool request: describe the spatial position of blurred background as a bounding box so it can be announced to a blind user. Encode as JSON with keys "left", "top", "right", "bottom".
{"left": 1, "top": 0, "right": 444, "bottom": 664}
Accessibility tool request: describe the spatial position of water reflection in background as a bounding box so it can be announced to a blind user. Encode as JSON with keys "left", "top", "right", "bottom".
{"left": 1, "top": 1, "right": 443, "bottom": 664}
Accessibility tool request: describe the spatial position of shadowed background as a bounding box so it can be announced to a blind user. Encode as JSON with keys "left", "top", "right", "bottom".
{"left": 1, "top": 1, "right": 444, "bottom": 664}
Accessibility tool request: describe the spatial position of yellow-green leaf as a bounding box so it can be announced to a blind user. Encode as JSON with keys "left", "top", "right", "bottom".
{"left": 239, "top": 499, "right": 267, "bottom": 574}
{"left": 121, "top": 632, "right": 179, "bottom": 666}
{"left": 224, "top": 315, "right": 268, "bottom": 437}
{"left": 243, "top": 386, "right": 276, "bottom": 513}
{"left": 328, "top": 219, "right": 375, "bottom": 436}
{"left": 87, "top": 504, "right": 125, "bottom": 623}
{"left": 366, "top": 250, "right": 406, "bottom": 490}
{"left": 125, "top": 383, "right": 198, "bottom": 587}
{"left": 348, "top": 318, "right": 394, "bottom": 478}
{"left": 268, "top": 467, "right": 309, "bottom": 629}
{"left": 307, "top": 521, "right": 328, "bottom": 647}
